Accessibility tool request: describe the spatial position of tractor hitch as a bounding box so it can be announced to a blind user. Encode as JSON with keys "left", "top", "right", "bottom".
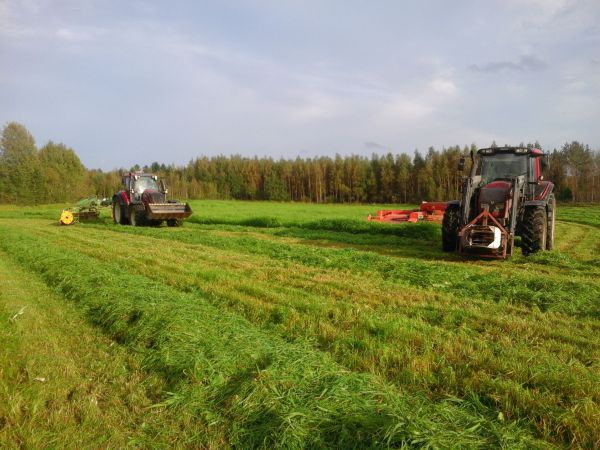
{"left": 458, "top": 207, "right": 512, "bottom": 259}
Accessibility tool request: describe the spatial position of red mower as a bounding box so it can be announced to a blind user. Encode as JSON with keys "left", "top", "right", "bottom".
{"left": 368, "top": 202, "right": 448, "bottom": 224}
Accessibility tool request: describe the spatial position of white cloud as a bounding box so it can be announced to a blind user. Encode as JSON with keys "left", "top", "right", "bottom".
{"left": 429, "top": 78, "right": 457, "bottom": 96}
{"left": 56, "top": 27, "right": 90, "bottom": 41}
{"left": 379, "top": 97, "right": 434, "bottom": 122}
{"left": 288, "top": 93, "right": 346, "bottom": 122}
{"left": 518, "top": 0, "right": 572, "bottom": 15}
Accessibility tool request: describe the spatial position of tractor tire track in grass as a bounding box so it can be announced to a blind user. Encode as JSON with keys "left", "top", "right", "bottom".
{"left": 0, "top": 224, "right": 545, "bottom": 449}
{"left": 12, "top": 219, "right": 600, "bottom": 447}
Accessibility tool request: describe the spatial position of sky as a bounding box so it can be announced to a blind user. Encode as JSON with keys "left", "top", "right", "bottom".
{"left": 1, "top": 0, "right": 599, "bottom": 170}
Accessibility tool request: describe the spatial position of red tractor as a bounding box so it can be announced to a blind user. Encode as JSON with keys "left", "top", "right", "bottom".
{"left": 112, "top": 172, "right": 192, "bottom": 227}
{"left": 442, "top": 146, "right": 555, "bottom": 258}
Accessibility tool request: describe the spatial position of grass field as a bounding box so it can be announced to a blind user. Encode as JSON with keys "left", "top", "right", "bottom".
{"left": 0, "top": 200, "right": 599, "bottom": 449}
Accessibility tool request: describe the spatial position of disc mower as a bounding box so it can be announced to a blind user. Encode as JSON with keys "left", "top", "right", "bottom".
{"left": 368, "top": 202, "right": 448, "bottom": 224}
{"left": 442, "top": 146, "right": 555, "bottom": 258}
{"left": 112, "top": 172, "right": 192, "bottom": 227}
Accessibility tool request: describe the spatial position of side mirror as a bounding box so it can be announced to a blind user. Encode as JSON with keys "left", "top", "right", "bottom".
{"left": 541, "top": 155, "right": 549, "bottom": 171}
{"left": 458, "top": 157, "right": 466, "bottom": 172}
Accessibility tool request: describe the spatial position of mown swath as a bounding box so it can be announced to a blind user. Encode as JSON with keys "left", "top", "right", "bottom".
{"left": 0, "top": 224, "right": 546, "bottom": 449}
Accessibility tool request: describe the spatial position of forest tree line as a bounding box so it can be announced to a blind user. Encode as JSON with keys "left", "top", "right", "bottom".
{"left": 1, "top": 122, "right": 599, "bottom": 205}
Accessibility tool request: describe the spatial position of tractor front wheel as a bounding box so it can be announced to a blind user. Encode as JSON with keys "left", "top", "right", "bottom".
{"left": 546, "top": 195, "right": 556, "bottom": 250}
{"left": 167, "top": 219, "right": 183, "bottom": 227}
{"left": 521, "top": 206, "right": 547, "bottom": 255}
{"left": 442, "top": 204, "right": 460, "bottom": 252}
{"left": 129, "top": 208, "right": 144, "bottom": 227}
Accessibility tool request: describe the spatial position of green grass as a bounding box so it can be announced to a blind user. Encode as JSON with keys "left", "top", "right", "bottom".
{"left": 0, "top": 200, "right": 599, "bottom": 448}
{"left": 0, "top": 250, "right": 219, "bottom": 449}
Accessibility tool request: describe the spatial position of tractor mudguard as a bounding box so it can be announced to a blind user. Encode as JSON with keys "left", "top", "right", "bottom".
{"left": 523, "top": 200, "right": 547, "bottom": 207}
{"left": 113, "top": 191, "right": 130, "bottom": 206}
{"left": 532, "top": 181, "right": 554, "bottom": 203}
{"left": 524, "top": 182, "right": 554, "bottom": 207}
{"left": 112, "top": 195, "right": 123, "bottom": 206}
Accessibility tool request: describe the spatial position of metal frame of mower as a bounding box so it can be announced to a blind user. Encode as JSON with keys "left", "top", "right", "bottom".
{"left": 443, "top": 146, "right": 555, "bottom": 259}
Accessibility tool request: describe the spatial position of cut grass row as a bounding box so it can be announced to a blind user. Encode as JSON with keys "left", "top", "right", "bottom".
{"left": 19, "top": 219, "right": 600, "bottom": 447}
{"left": 85, "top": 219, "right": 600, "bottom": 318}
{"left": 558, "top": 205, "right": 600, "bottom": 230}
{"left": 0, "top": 251, "right": 213, "bottom": 449}
{"left": 0, "top": 224, "right": 544, "bottom": 448}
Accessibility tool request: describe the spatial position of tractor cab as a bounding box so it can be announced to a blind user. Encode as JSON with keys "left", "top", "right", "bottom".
{"left": 132, "top": 175, "right": 159, "bottom": 194}
{"left": 476, "top": 147, "right": 546, "bottom": 185}
{"left": 123, "top": 173, "right": 163, "bottom": 200}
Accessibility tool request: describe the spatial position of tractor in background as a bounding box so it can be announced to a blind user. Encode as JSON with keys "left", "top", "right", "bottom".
{"left": 442, "top": 146, "right": 555, "bottom": 258}
{"left": 112, "top": 172, "right": 192, "bottom": 227}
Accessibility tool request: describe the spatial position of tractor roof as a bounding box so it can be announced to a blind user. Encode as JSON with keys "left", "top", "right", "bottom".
{"left": 121, "top": 172, "right": 158, "bottom": 178}
{"left": 477, "top": 146, "right": 542, "bottom": 156}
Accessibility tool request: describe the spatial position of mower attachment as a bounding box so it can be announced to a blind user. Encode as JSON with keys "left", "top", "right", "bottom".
{"left": 368, "top": 202, "right": 447, "bottom": 224}
{"left": 59, "top": 197, "right": 109, "bottom": 225}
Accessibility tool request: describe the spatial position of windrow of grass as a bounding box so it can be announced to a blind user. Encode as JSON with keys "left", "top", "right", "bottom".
{"left": 88, "top": 220, "right": 600, "bottom": 319}
{"left": 558, "top": 205, "right": 600, "bottom": 230}
{"left": 551, "top": 221, "right": 600, "bottom": 261}
{"left": 0, "top": 254, "right": 209, "bottom": 449}
{"left": 26, "top": 221, "right": 600, "bottom": 447}
{"left": 188, "top": 215, "right": 442, "bottom": 241}
{"left": 0, "top": 224, "right": 545, "bottom": 449}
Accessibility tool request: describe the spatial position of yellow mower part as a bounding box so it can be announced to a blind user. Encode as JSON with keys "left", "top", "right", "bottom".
{"left": 60, "top": 210, "right": 76, "bottom": 225}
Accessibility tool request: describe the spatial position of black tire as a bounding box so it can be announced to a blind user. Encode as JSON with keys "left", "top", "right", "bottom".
{"left": 129, "top": 207, "right": 145, "bottom": 227}
{"left": 112, "top": 201, "right": 128, "bottom": 225}
{"left": 442, "top": 204, "right": 460, "bottom": 252}
{"left": 521, "top": 206, "right": 547, "bottom": 255}
{"left": 546, "top": 195, "right": 556, "bottom": 250}
{"left": 167, "top": 219, "right": 183, "bottom": 227}
{"left": 129, "top": 208, "right": 142, "bottom": 227}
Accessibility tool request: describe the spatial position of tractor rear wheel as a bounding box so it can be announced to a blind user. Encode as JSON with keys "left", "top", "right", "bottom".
{"left": 521, "top": 206, "right": 547, "bottom": 255}
{"left": 167, "top": 219, "right": 183, "bottom": 227}
{"left": 442, "top": 204, "right": 460, "bottom": 252}
{"left": 112, "top": 201, "right": 128, "bottom": 225}
{"left": 546, "top": 195, "right": 556, "bottom": 250}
